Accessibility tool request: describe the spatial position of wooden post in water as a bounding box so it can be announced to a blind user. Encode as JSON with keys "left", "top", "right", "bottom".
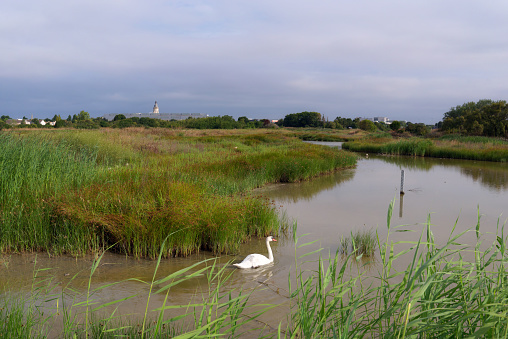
{"left": 400, "top": 170, "right": 405, "bottom": 195}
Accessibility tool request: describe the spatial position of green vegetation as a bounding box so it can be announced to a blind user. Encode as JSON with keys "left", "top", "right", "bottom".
{"left": 280, "top": 111, "right": 323, "bottom": 128}
{"left": 343, "top": 136, "right": 508, "bottom": 162}
{"left": 339, "top": 228, "right": 377, "bottom": 257}
{"left": 283, "top": 127, "right": 371, "bottom": 142}
{"left": 438, "top": 134, "right": 508, "bottom": 145}
{"left": 0, "top": 129, "right": 356, "bottom": 258}
{"left": 441, "top": 99, "right": 508, "bottom": 137}
{"left": 0, "top": 133, "right": 99, "bottom": 254}
{"left": 8, "top": 114, "right": 273, "bottom": 130}
{"left": 334, "top": 116, "right": 360, "bottom": 129}
{"left": 287, "top": 203, "right": 508, "bottom": 337}
{"left": 358, "top": 119, "right": 377, "bottom": 132}
{"left": 2, "top": 203, "right": 507, "bottom": 337}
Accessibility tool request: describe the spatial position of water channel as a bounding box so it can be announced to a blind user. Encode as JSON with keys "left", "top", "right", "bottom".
{"left": 2, "top": 143, "right": 507, "bottom": 334}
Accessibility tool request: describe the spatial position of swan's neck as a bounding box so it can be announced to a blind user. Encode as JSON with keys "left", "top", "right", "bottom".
{"left": 266, "top": 239, "right": 274, "bottom": 262}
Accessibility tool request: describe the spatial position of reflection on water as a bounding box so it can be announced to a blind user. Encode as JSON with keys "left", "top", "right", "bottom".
{"left": 258, "top": 168, "right": 356, "bottom": 203}
{"left": 399, "top": 193, "right": 404, "bottom": 218}
{"left": 460, "top": 163, "right": 508, "bottom": 191}
{"left": 378, "top": 155, "right": 508, "bottom": 191}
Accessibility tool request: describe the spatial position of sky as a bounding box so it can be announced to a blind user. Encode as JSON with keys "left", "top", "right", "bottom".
{"left": 2, "top": 1, "right": 508, "bottom": 124}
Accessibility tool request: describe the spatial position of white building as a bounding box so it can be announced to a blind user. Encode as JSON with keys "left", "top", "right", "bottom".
{"left": 373, "top": 117, "right": 390, "bottom": 124}
{"left": 361, "top": 116, "right": 391, "bottom": 124}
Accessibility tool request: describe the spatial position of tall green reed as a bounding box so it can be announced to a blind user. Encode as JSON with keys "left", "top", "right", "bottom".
{"left": 284, "top": 201, "right": 508, "bottom": 337}
{"left": 0, "top": 133, "right": 99, "bottom": 254}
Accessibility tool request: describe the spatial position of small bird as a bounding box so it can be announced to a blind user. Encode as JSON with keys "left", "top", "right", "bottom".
{"left": 233, "top": 236, "right": 277, "bottom": 269}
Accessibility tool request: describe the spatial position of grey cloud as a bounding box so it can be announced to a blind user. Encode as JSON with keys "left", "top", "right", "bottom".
{"left": 2, "top": 1, "right": 508, "bottom": 124}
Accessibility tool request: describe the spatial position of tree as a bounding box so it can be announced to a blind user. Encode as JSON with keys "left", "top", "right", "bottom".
{"left": 375, "top": 122, "right": 390, "bottom": 132}
{"left": 324, "top": 121, "right": 336, "bottom": 129}
{"left": 76, "top": 110, "right": 91, "bottom": 121}
{"left": 390, "top": 121, "right": 401, "bottom": 131}
{"left": 334, "top": 116, "right": 359, "bottom": 129}
{"left": 1, "top": 115, "right": 11, "bottom": 121}
{"left": 55, "top": 119, "right": 70, "bottom": 128}
{"left": 238, "top": 116, "right": 249, "bottom": 124}
{"left": 94, "top": 117, "right": 110, "bottom": 127}
{"left": 30, "top": 118, "right": 42, "bottom": 127}
{"left": 261, "top": 119, "right": 271, "bottom": 127}
{"left": 471, "top": 121, "right": 484, "bottom": 135}
{"left": 406, "top": 122, "right": 429, "bottom": 136}
{"left": 441, "top": 99, "right": 508, "bottom": 137}
{"left": 139, "top": 117, "right": 159, "bottom": 127}
{"left": 358, "top": 119, "right": 376, "bottom": 132}
{"left": 113, "top": 114, "right": 126, "bottom": 121}
{"left": 479, "top": 101, "right": 508, "bottom": 137}
{"left": 282, "top": 112, "right": 322, "bottom": 127}
{"left": 114, "top": 118, "right": 136, "bottom": 128}
{"left": 0, "top": 120, "right": 11, "bottom": 130}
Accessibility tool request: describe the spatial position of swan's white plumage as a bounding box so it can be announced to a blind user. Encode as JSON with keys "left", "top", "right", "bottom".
{"left": 233, "top": 236, "right": 277, "bottom": 269}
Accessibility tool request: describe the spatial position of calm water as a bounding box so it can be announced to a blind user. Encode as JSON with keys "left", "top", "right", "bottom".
{"left": 2, "top": 147, "right": 507, "bottom": 333}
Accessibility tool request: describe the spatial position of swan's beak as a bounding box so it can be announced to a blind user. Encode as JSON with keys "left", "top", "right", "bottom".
{"left": 273, "top": 238, "right": 277, "bottom": 241}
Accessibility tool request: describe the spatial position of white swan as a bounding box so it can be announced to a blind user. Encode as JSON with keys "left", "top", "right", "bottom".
{"left": 233, "top": 236, "right": 277, "bottom": 269}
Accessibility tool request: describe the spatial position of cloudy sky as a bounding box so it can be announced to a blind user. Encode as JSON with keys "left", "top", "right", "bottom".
{"left": 2, "top": 1, "right": 508, "bottom": 124}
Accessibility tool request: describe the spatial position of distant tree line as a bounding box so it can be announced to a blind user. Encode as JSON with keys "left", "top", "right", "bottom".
{"left": 441, "top": 99, "right": 508, "bottom": 137}
{"left": 1, "top": 109, "right": 436, "bottom": 137}
{"left": 0, "top": 112, "right": 277, "bottom": 130}
{"left": 277, "top": 111, "right": 432, "bottom": 136}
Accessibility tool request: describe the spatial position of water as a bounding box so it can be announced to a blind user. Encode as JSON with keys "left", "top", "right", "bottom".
{"left": 2, "top": 147, "right": 507, "bottom": 333}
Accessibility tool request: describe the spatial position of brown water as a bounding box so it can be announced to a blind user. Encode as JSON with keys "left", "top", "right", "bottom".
{"left": 2, "top": 147, "right": 507, "bottom": 334}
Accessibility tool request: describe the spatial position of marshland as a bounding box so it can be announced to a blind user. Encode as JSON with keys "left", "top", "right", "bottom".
{"left": 1, "top": 128, "right": 508, "bottom": 337}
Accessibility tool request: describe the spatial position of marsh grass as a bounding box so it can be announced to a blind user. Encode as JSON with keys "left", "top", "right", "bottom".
{"left": 340, "top": 228, "right": 377, "bottom": 257}
{"left": 0, "top": 133, "right": 99, "bottom": 255}
{"left": 343, "top": 136, "right": 508, "bottom": 162}
{"left": 287, "top": 128, "right": 370, "bottom": 142}
{"left": 1, "top": 129, "right": 356, "bottom": 257}
{"left": 439, "top": 134, "right": 508, "bottom": 145}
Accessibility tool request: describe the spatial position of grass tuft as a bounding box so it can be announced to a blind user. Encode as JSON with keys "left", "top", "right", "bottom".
{"left": 340, "top": 228, "right": 377, "bottom": 257}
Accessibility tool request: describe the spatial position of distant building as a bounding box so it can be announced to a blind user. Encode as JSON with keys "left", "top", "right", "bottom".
{"left": 373, "top": 117, "right": 390, "bottom": 124}
{"left": 39, "top": 120, "right": 56, "bottom": 126}
{"left": 360, "top": 116, "right": 391, "bottom": 124}
{"left": 5, "top": 118, "right": 55, "bottom": 126}
{"left": 6, "top": 119, "right": 30, "bottom": 125}
{"left": 102, "top": 101, "right": 209, "bottom": 121}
